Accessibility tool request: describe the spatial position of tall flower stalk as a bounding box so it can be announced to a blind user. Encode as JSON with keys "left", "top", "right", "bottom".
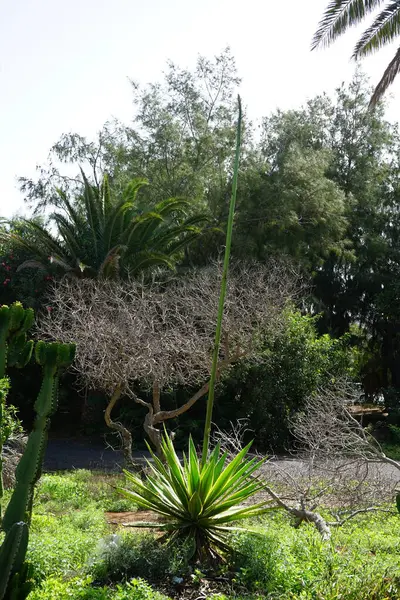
{"left": 118, "top": 98, "right": 274, "bottom": 564}
{"left": 201, "top": 96, "right": 242, "bottom": 467}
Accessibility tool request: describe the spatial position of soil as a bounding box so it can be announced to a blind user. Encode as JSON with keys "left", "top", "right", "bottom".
{"left": 43, "top": 438, "right": 149, "bottom": 472}
{"left": 104, "top": 510, "right": 164, "bottom": 526}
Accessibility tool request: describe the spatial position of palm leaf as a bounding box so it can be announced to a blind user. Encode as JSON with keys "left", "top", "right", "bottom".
{"left": 122, "top": 178, "right": 149, "bottom": 204}
{"left": 353, "top": 2, "right": 400, "bottom": 57}
{"left": 80, "top": 169, "right": 101, "bottom": 260}
{"left": 104, "top": 199, "right": 135, "bottom": 251}
{"left": 129, "top": 252, "right": 175, "bottom": 274}
{"left": 4, "top": 220, "right": 67, "bottom": 264}
{"left": 55, "top": 188, "right": 85, "bottom": 234}
{"left": 51, "top": 214, "right": 82, "bottom": 263}
{"left": 122, "top": 212, "right": 164, "bottom": 250}
{"left": 154, "top": 197, "right": 190, "bottom": 217}
{"left": 100, "top": 173, "right": 112, "bottom": 221}
{"left": 312, "top": 0, "right": 384, "bottom": 49}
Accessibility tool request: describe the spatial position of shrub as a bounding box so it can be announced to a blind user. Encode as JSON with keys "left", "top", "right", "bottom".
{"left": 28, "top": 510, "right": 108, "bottom": 583}
{"left": 91, "top": 532, "right": 191, "bottom": 584}
{"left": 216, "top": 311, "right": 360, "bottom": 452}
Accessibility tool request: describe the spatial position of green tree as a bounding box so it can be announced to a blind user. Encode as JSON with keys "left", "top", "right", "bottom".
{"left": 233, "top": 144, "right": 348, "bottom": 271}
{"left": 0, "top": 218, "right": 57, "bottom": 310}
{"left": 313, "top": 0, "right": 400, "bottom": 106}
{"left": 19, "top": 49, "right": 244, "bottom": 218}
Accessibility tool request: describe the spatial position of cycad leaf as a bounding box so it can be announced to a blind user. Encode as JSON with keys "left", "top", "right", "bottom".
{"left": 80, "top": 169, "right": 101, "bottom": 259}
{"left": 154, "top": 197, "right": 190, "bottom": 217}
{"left": 122, "top": 178, "right": 149, "bottom": 203}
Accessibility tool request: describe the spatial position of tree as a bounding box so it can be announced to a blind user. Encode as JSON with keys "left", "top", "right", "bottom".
{"left": 19, "top": 49, "right": 244, "bottom": 218}
{"left": 233, "top": 145, "right": 348, "bottom": 271}
{"left": 37, "top": 262, "right": 298, "bottom": 459}
{"left": 246, "top": 70, "right": 400, "bottom": 409}
{"left": 313, "top": 1, "right": 400, "bottom": 106}
{"left": 2, "top": 174, "right": 206, "bottom": 280}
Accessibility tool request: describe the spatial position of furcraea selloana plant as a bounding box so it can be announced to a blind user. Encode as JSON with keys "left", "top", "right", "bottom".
{"left": 118, "top": 97, "right": 276, "bottom": 564}
{"left": 0, "top": 302, "right": 75, "bottom": 600}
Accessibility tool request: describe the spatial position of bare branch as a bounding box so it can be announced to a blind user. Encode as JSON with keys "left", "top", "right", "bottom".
{"left": 38, "top": 260, "right": 299, "bottom": 452}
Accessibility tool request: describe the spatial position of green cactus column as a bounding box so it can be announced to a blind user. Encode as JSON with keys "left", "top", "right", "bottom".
{"left": 0, "top": 340, "right": 75, "bottom": 600}
{"left": 0, "top": 303, "right": 34, "bottom": 380}
{"left": 0, "top": 379, "right": 10, "bottom": 522}
{"left": 1, "top": 341, "right": 75, "bottom": 532}
{"left": 0, "top": 304, "right": 34, "bottom": 527}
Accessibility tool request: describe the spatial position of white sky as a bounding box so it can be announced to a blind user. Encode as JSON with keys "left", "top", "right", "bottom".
{"left": 1, "top": 0, "right": 400, "bottom": 219}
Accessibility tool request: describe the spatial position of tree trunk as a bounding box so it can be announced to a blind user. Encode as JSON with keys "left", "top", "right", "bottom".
{"left": 104, "top": 387, "right": 136, "bottom": 467}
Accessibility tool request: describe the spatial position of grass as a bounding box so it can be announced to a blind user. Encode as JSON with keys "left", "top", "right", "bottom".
{"left": 2, "top": 469, "right": 399, "bottom": 599}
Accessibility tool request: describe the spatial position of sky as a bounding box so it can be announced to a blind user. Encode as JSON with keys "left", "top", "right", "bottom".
{"left": 1, "top": 0, "right": 400, "bottom": 219}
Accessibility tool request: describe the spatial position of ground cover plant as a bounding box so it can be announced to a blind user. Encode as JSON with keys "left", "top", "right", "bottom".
{"left": 2, "top": 469, "right": 399, "bottom": 600}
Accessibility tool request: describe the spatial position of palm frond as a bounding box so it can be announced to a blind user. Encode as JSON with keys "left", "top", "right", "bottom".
{"left": 370, "top": 45, "right": 400, "bottom": 105}
{"left": 104, "top": 200, "right": 135, "bottom": 251}
{"left": 165, "top": 232, "right": 203, "bottom": 256}
{"left": 80, "top": 169, "right": 101, "bottom": 260}
{"left": 353, "top": 1, "right": 400, "bottom": 57}
{"left": 154, "top": 197, "right": 190, "bottom": 218}
{"left": 122, "top": 178, "right": 149, "bottom": 204}
{"left": 122, "top": 212, "right": 164, "bottom": 251}
{"left": 312, "top": 0, "right": 384, "bottom": 49}
{"left": 129, "top": 252, "right": 175, "bottom": 274}
{"left": 7, "top": 220, "right": 67, "bottom": 261}
{"left": 51, "top": 214, "right": 82, "bottom": 263}
{"left": 151, "top": 224, "right": 202, "bottom": 251}
{"left": 55, "top": 188, "right": 85, "bottom": 234}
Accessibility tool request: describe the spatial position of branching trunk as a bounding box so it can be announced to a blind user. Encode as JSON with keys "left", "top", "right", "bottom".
{"left": 263, "top": 484, "right": 331, "bottom": 540}
{"left": 104, "top": 386, "right": 136, "bottom": 467}
{"left": 153, "top": 381, "right": 210, "bottom": 425}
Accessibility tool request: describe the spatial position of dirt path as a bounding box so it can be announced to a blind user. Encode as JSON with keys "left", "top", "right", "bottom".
{"left": 43, "top": 438, "right": 400, "bottom": 483}
{"left": 44, "top": 438, "right": 149, "bottom": 472}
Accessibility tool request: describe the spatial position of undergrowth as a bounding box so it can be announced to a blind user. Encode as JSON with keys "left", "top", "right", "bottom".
{"left": 2, "top": 470, "right": 398, "bottom": 599}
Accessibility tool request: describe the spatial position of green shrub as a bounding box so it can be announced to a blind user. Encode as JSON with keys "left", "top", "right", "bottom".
{"left": 231, "top": 513, "right": 400, "bottom": 599}
{"left": 216, "top": 310, "right": 360, "bottom": 452}
{"left": 28, "top": 509, "right": 108, "bottom": 582}
{"left": 91, "top": 532, "right": 191, "bottom": 584}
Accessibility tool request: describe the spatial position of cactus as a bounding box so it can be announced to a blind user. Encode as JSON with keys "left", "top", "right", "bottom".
{"left": 0, "top": 302, "right": 76, "bottom": 599}
{"left": 1, "top": 341, "right": 75, "bottom": 534}
{"left": 0, "top": 304, "right": 34, "bottom": 525}
{"left": 0, "top": 303, "right": 34, "bottom": 380}
{"left": 0, "top": 378, "right": 11, "bottom": 521}
{"left": 0, "top": 522, "right": 29, "bottom": 600}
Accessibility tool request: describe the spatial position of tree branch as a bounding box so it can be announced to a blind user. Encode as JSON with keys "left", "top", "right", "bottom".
{"left": 104, "top": 386, "right": 135, "bottom": 466}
